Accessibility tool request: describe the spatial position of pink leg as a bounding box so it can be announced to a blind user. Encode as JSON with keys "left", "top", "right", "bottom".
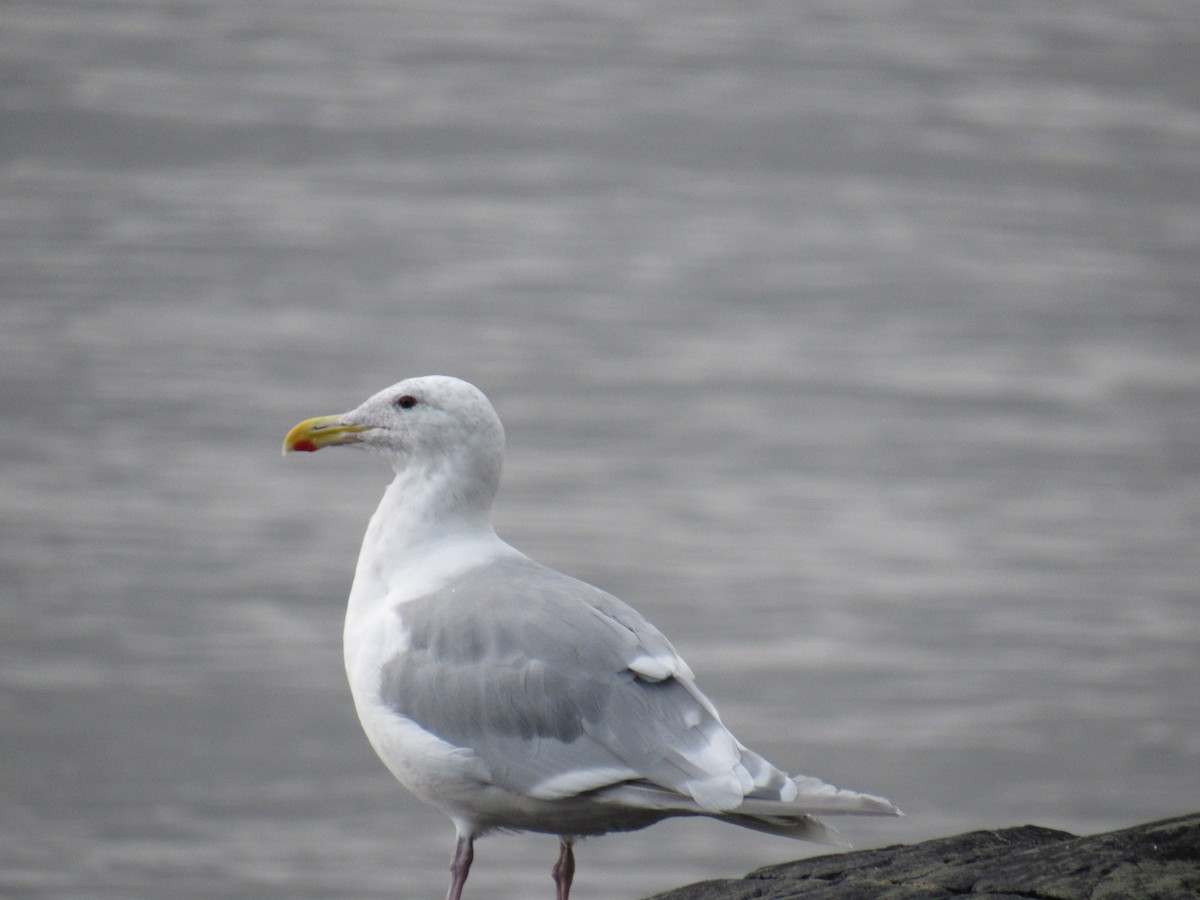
{"left": 446, "top": 836, "right": 474, "bottom": 900}
{"left": 552, "top": 838, "right": 575, "bottom": 900}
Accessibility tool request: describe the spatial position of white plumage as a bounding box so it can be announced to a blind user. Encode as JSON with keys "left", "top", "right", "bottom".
{"left": 283, "top": 376, "right": 900, "bottom": 900}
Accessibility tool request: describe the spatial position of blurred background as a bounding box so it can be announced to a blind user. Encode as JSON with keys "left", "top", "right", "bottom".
{"left": 2, "top": 2, "right": 1198, "bottom": 898}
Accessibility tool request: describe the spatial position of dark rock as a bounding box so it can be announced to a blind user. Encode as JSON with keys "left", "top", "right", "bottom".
{"left": 645, "top": 812, "right": 1200, "bottom": 900}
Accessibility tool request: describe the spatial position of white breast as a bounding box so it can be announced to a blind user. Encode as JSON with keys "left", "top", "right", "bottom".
{"left": 341, "top": 529, "right": 520, "bottom": 818}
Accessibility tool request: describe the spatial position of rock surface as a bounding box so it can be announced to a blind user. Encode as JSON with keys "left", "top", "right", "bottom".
{"left": 645, "top": 812, "right": 1200, "bottom": 899}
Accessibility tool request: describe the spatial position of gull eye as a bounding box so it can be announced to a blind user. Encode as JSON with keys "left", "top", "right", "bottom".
{"left": 395, "top": 394, "right": 418, "bottom": 409}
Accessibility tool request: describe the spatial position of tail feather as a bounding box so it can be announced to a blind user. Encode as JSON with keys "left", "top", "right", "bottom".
{"left": 782, "top": 775, "right": 903, "bottom": 817}
{"left": 597, "top": 775, "right": 900, "bottom": 844}
{"left": 716, "top": 811, "right": 847, "bottom": 845}
{"left": 737, "top": 749, "right": 902, "bottom": 816}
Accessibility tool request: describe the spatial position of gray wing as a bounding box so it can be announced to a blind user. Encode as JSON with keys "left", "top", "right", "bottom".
{"left": 378, "top": 556, "right": 781, "bottom": 810}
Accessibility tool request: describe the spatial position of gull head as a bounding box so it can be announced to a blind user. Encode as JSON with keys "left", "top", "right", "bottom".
{"left": 283, "top": 376, "right": 506, "bottom": 493}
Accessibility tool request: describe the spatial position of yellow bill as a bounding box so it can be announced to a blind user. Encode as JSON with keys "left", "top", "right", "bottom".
{"left": 282, "top": 415, "right": 371, "bottom": 455}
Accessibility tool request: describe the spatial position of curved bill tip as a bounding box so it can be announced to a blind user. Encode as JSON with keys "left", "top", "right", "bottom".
{"left": 282, "top": 414, "right": 370, "bottom": 456}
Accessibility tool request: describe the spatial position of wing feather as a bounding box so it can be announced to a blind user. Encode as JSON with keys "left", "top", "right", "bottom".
{"left": 377, "top": 557, "right": 752, "bottom": 807}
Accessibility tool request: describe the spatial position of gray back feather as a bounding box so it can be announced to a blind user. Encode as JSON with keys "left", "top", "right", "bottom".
{"left": 378, "top": 557, "right": 748, "bottom": 801}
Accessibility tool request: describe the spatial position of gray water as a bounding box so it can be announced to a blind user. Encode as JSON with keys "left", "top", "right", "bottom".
{"left": 2, "top": 2, "right": 1198, "bottom": 898}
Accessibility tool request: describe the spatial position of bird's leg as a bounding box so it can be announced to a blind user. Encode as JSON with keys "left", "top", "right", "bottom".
{"left": 552, "top": 837, "right": 575, "bottom": 900}
{"left": 446, "top": 835, "right": 474, "bottom": 900}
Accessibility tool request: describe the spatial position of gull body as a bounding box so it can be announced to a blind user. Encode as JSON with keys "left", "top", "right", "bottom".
{"left": 283, "top": 376, "right": 900, "bottom": 900}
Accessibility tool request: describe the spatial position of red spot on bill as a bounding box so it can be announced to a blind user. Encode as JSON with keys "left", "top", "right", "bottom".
{"left": 292, "top": 439, "right": 318, "bottom": 452}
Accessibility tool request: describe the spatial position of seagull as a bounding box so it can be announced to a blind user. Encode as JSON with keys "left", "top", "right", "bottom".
{"left": 282, "top": 376, "right": 900, "bottom": 900}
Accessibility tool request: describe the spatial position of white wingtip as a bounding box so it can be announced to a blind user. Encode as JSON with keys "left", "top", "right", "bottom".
{"left": 790, "top": 775, "right": 903, "bottom": 816}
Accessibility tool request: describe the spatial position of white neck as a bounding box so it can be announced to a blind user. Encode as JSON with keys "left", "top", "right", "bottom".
{"left": 346, "top": 463, "right": 515, "bottom": 617}
{"left": 376, "top": 463, "right": 494, "bottom": 542}
{"left": 342, "top": 468, "right": 517, "bottom": 680}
